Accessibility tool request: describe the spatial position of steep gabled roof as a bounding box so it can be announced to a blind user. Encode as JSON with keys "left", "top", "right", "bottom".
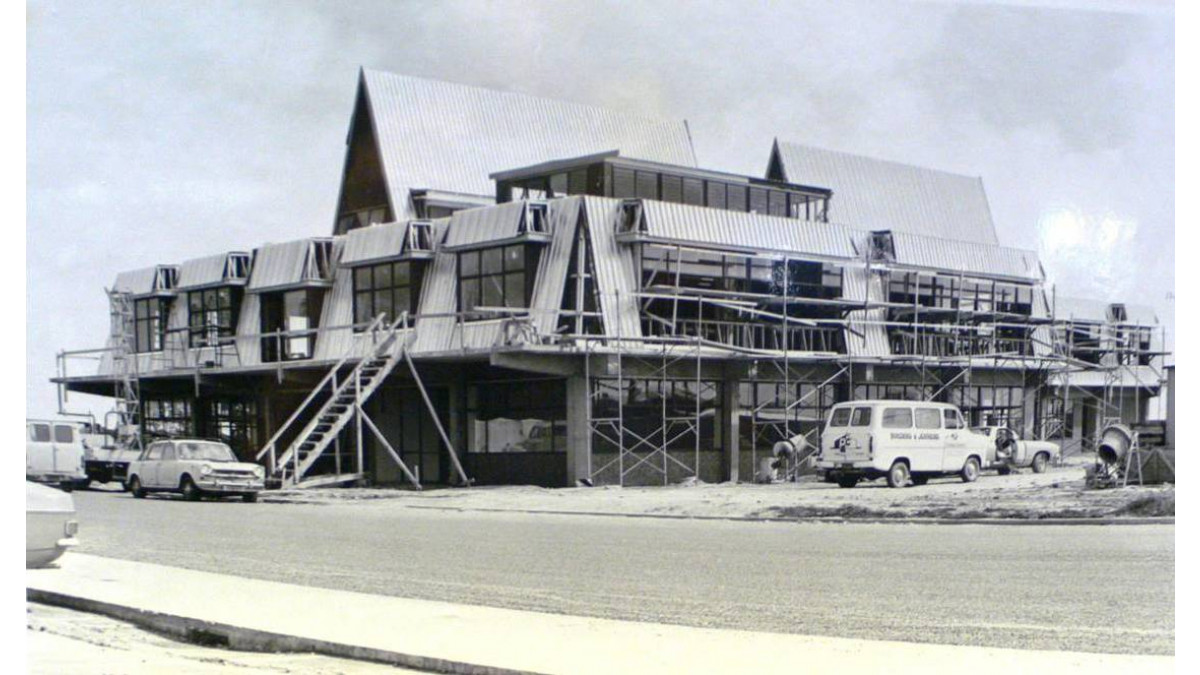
{"left": 353, "top": 69, "right": 698, "bottom": 222}
{"left": 770, "top": 140, "right": 1000, "bottom": 246}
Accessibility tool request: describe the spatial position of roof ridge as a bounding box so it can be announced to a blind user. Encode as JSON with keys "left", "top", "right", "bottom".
{"left": 775, "top": 139, "right": 983, "bottom": 182}
{"left": 361, "top": 67, "right": 689, "bottom": 131}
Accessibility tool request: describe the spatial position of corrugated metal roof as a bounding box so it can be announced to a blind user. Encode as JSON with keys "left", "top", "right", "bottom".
{"left": 111, "top": 267, "right": 160, "bottom": 296}
{"left": 1054, "top": 296, "right": 1159, "bottom": 325}
{"left": 637, "top": 200, "right": 856, "bottom": 259}
{"left": 582, "top": 197, "right": 642, "bottom": 340}
{"left": 176, "top": 254, "right": 230, "bottom": 290}
{"left": 528, "top": 198, "right": 584, "bottom": 337}
{"left": 247, "top": 240, "right": 312, "bottom": 292}
{"left": 842, "top": 268, "right": 889, "bottom": 358}
{"left": 361, "top": 69, "right": 698, "bottom": 222}
{"left": 442, "top": 200, "right": 527, "bottom": 248}
{"left": 885, "top": 231, "right": 1041, "bottom": 281}
{"left": 340, "top": 221, "right": 408, "bottom": 266}
{"left": 772, "top": 141, "right": 1000, "bottom": 246}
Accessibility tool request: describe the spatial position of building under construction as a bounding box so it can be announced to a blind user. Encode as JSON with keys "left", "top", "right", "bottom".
{"left": 55, "top": 69, "right": 1169, "bottom": 488}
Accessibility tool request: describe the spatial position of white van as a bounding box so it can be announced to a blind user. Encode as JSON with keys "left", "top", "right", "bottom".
{"left": 816, "top": 401, "right": 990, "bottom": 488}
{"left": 26, "top": 419, "right": 89, "bottom": 490}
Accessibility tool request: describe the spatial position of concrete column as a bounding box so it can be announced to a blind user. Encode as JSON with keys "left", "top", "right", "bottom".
{"left": 566, "top": 375, "right": 591, "bottom": 486}
{"left": 722, "top": 366, "right": 741, "bottom": 483}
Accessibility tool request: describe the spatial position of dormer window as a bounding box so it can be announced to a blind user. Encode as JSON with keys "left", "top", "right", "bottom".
{"left": 1108, "top": 303, "right": 1128, "bottom": 323}
{"left": 868, "top": 231, "right": 897, "bottom": 263}
{"left": 458, "top": 244, "right": 539, "bottom": 320}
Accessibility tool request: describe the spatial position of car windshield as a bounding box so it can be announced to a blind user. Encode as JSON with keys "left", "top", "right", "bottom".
{"left": 177, "top": 442, "right": 237, "bottom": 462}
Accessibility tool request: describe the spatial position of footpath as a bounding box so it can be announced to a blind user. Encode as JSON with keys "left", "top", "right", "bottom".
{"left": 28, "top": 553, "right": 1173, "bottom": 675}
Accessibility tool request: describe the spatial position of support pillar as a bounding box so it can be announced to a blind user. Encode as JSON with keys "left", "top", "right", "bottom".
{"left": 723, "top": 364, "right": 741, "bottom": 483}
{"left": 566, "top": 375, "right": 591, "bottom": 486}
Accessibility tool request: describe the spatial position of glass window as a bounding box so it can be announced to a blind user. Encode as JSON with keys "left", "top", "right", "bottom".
{"left": 53, "top": 425, "right": 74, "bottom": 443}
{"left": 706, "top": 182, "right": 727, "bottom": 209}
{"left": 635, "top": 171, "right": 658, "bottom": 199}
{"left": 352, "top": 261, "right": 422, "bottom": 329}
{"left": 915, "top": 408, "right": 942, "bottom": 429}
{"left": 727, "top": 185, "right": 748, "bottom": 211}
{"left": 612, "top": 167, "right": 636, "bottom": 198}
{"left": 187, "top": 287, "right": 242, "bottom": 348}
{"left": 882, "top": 407, "right": 913, "bottom": 429}
{"left": 30, "top": 424, "right": 51, "bottom": 442}
{"left": 850, "top": 407, "right": 872, "bottom": 427}
{"left": 459, "top": 245, "right": 538, "bottom": 319}
{"left": 133, "top": 298, "right": 170, "bottom": 353}
{"left": 829, "top": 408, "right": 851, "bottom": 427}
{"left": 943, "top": 409, "right": 963, "bottom": 429}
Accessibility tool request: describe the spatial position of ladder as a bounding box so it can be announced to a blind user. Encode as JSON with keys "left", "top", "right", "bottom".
{"left": 106, "top": 289, "right": 142, "bottom": 452}
{"left": 257, "top": 314, "right": 405, "bottom": 486}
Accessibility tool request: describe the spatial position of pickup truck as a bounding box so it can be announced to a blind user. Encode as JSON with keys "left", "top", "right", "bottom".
{"left": 972, "top": 426, "right": 1059, "bottom": 474}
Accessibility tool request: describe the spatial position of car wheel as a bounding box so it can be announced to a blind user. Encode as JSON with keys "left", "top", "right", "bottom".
{"left": 128, "top": 476, "right": 146, "bottom": 499}
{"left": 960, "top": 457, "right": 980, "bottom": 483}
{"left": 911, "top": 475, "right": 929, "bottom": 486}
{"left": 241, "top": 492, "right": 258, "bottom": 503}
{"left": 1031, "top": 452, "right": 1049, "bottom": 474}
{"left": 997, "top": 465, "right": 1012, "bottom": 476}
{"left": 887, "top": 461, "right": 910, "bottom": 488}
{"left": 836, "top": 476, "right": 859, "bottom": 489}
{"left": 180, "top": 476, "right": 201, "bottom": 501}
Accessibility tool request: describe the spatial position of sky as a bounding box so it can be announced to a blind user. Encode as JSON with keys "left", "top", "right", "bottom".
{"left": 25, "top": 0, "right": 1175, "bottom": 418}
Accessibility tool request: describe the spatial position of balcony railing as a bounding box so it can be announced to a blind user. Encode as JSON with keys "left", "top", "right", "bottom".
{"left": 888, "top": 330, "right": 1033, "bottom": 357}
{"left": 642, "top": 317, "right": 845, "bottom": 353}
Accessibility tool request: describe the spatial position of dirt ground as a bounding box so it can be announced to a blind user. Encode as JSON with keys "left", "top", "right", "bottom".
{"left": 263, "top": 461, "right": 1175, "bottom": 521}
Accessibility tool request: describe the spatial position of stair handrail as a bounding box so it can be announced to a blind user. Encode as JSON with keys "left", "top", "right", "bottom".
{"left": 256, "top": 313, "right": 386, "bottom": 471}
{"left": 288, "top": 312, "right": 414, "bottom": 480}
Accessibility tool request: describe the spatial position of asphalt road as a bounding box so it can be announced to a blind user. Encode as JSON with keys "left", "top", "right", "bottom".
{"left": 69, "top": 490, "right": 1174, "bottom": 655}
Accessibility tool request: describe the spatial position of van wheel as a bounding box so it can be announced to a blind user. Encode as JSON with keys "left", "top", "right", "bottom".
{"left": 58, "top": 481, "right": 74, "bottom": 493}
{"left": 1031, "top": 453, "right": 1049, "bottom": 474}
{"left": 180, "top": 477, "right": 201, "bottom": 501}
{"left": 128, "top": 476, "right": 146, "bottom": 498}
{"left": 241, "top": 492, "right": 258, "bottom": 503}
{"left": 960, "top": 457, "right": 980, "bottom": 483}
{"left": 836, "top": 476, "right": 859, "bottom": 488}
{"left": 887, "top": 461, "right": 910, "bottom": 488}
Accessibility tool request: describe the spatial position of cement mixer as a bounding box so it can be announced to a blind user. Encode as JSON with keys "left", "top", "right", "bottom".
{"left": 1097, "top": 424, "right": 1135, "bottom": 466}
{"left": 755, "top": 434, "right": 810, "bottom": 483}
{"left": 1090, "top": 422, "right": 1175, "bottom": 487}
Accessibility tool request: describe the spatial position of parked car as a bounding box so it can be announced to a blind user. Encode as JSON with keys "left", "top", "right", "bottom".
{"left": 816, "top": 400, "right": 991, "bottom": 488}
{"left": 26, "top": 481, "right": 79, "bottom": 568}
{"left": 26, "top": 419, "right": 89, "bottom": 490}
{"left": 126, "top": 439, "right": 265, "bottom": 502}
{"left": 972, "top": 426, "right": 1059, "bottom": 474}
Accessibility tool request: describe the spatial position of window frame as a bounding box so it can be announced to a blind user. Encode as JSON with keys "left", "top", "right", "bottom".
{"left": 457, "top": 244, "right": 538, "bottom": 320}
{"left": 187, "top": 286, "right": 242, "bottom": 348}
{"left": 352, "top": 260, "right": 423, "bottom": 330}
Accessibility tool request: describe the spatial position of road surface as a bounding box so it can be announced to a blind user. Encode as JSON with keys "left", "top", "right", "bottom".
{"left": 68, "top": 489, "right": 1174, "bottom": 655}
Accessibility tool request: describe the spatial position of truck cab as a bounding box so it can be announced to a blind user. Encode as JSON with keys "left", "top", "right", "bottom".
{"left": 816, "top": 401, "right": 990, "bottom": 488}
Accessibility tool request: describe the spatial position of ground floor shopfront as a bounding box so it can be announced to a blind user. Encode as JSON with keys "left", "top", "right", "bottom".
{"left": 110, "top": 354, "right": 1096, "bottom": 488}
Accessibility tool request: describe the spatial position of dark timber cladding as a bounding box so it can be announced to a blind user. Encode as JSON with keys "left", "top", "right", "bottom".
{"left": 56, "top": 69, "right": 1169, "bottom": 489}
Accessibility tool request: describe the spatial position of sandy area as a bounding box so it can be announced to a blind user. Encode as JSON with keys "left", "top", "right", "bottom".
{"left": 263, "top": 463, "right": 1174, "bottom": 520}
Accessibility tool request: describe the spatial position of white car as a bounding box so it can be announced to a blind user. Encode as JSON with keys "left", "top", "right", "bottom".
{"left": 126, "top": 440, "right": 265, "bottom": 502}
{"left": 817, "top": 400, "right": 992, "bottom": 488}
{"left": 26, "top": 481, "right": 79, "bottom": 568}
{"left": 972, "top": 426, "right": 1059, "bottom": 474}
